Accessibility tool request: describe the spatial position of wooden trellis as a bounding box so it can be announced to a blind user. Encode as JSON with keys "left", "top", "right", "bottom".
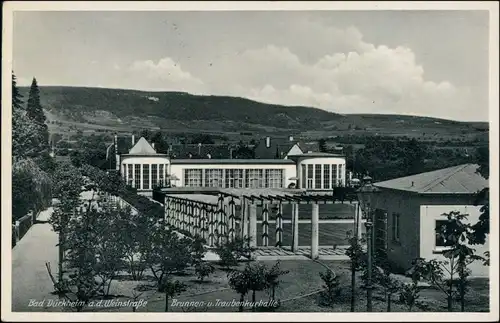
{"left": 160, "top": 188, "right": 359, "bottom": 258}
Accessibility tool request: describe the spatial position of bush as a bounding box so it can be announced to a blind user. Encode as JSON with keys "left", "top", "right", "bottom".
{"left": 319, "top": 269, "right": 342, "bottom": 307}
{"left": 214, "top": 236, "right": 255, "bottom": 269}
{"left": 195, "top": 262, "right": 216, "bottom": 282}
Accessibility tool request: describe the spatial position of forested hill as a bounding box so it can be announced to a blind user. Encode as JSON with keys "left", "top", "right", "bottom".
{"left": 18, "top": 86, "right": 488, "bottom": 135}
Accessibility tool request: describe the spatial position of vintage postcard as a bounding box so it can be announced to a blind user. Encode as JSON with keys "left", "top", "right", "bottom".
{"left": 2, "top": 1, "right": 498, "bottom": 321}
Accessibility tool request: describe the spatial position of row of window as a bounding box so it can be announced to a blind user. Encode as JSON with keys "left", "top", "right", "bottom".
{"left": 301, "top": 164, "right": 344, "bottom": 189}
{"left": 184, "top": 168, "right": 284, "bottom": 188}
{"left": 123, "top": 164, "right": 168, "bottom": 190}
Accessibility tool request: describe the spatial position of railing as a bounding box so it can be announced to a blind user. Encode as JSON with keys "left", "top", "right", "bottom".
{"left": 12, "top": 211, "right": 38, "bottom": 248}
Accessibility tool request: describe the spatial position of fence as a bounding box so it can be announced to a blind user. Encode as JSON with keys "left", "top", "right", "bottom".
{"left": 12, "top": 211, "right": 39, "bottom": 248}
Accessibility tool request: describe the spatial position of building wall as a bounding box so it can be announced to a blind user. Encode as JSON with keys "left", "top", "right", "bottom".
{"left": 170, "top": 163, "right": 297, "bottom": 188}
{"left": 120, "top": 155, "right": 171, "bottom": 191}
{"left": 371, "top": 189, "right": 489, "bottom": 277}
{"left": 419, "top": 204, "right": 489, "bottom": 278}
{"left": 296, "top": 157, "right": 346, "bottom": 190}
{"left": 371, "top": 189, "right": 421, "bottom": 272}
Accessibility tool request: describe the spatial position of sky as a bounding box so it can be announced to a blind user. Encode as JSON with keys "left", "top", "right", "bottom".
{"left": 12, "top": 10, "right": 490, "bottom": 121}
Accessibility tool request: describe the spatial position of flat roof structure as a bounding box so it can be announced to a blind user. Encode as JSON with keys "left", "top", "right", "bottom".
{"left": 160, "top": 187, "right": 357, "bottom": 205}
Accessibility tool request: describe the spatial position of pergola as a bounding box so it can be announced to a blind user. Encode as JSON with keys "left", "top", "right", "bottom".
{"left": 159, "top": 187, "right": 360, "bottom": 259}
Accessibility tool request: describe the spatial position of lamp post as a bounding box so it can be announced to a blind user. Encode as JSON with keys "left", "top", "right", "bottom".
{"left": 356, "top": 175, "right": 380, "bottom": 312}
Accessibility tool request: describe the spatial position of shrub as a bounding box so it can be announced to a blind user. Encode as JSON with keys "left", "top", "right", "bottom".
{"left": 319, "top": 269, "right": 342, "bottom": 307}
{"left": 195, "top": 262, "right": 216, "bottom": 282}
{"left": 214, "top": 236, "right": 255, "bottom": 269}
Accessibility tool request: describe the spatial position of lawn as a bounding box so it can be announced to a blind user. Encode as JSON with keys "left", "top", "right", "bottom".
{"left": 255, "top": 223, "right": 365, "bottom": 247}
{"left": 77, "top": 260, "right": 489, "bottom": 313}
{"left": 244, "top": 203, "right": 358, "bottom": 220}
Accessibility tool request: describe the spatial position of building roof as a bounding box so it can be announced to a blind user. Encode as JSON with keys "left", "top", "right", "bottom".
{"left": 170, "top": 158, "right": 295, "bottom": 165}
{"left": 253, "top": 137, "right": 301, "bottom": 159}
{"left": 287, "top": 152, "right": 345, "bottom": 158}
{"left": 168, "top": 144, "right": 231, "bottom": 159}
{"left": 128, "top": 137, "right": 158, "bottom": 155}
{"left": 374, "top": 164, "right": 488, "bottom": 194}
{"left": 297, "top": 141, "right": 320, "bottom": 153}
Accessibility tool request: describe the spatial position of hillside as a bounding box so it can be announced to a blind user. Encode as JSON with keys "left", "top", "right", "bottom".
{"left": 19, "top": 86, "right": 489, "bottom": 140}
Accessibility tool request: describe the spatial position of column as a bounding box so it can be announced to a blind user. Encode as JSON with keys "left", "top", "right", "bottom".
{"left": 182, "top": 202, "right": 187, "bottom": 232}
{"left": 164, "top": 196, "right": 169, "bottom": 226}
{"left": 292, "top": 203, "right": 299, "bottom": 252}
{"left": 275, "top": 203, "right": 283, "bottom": 247}
{"left": 242, "top": 199, "right": 248, "bottom": 239}
{"left": 125, "top": 164, "right": 129, "bottom": 185}
{"left": 177, "top": 201, "right": 182, "bottom": 230}
{"left": 201, "top": 205, "right": 207, "bottom": 240}
{"left": 228, "top": 198, "right": 236, "bottom": 240}
{"left": 140, "top": 164, "right": 143, "bottom": 190}
{"left": 311, "top": 203, "right": 319, "bottom": 259}
{"left": 132, "top": 164, "right": 135, "bottom": 188}
{"left": 209, "top": 205, "right": 215, "bottom": 247}
{"left": 157, "top": 164, "right": 160, "bottom": 187}
{"left": 262, "top": 203, "right": 269, "bottom": 247}
{"left": 248, "top": 204, "right": 257, "bottom": 248}
{"left": 148, "top": 163, "right": 152, "bottom": 191}
{"left": 320, "top": 164, "right": 324, "bottom": 190}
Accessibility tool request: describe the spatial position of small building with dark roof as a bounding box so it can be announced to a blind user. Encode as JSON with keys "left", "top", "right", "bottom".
{"left": 369, "top": 164, "right": 489, "bottom": 277}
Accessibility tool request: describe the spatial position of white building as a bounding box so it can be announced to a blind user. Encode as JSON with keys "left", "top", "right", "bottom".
{"left": 371, "top": 164, "right": 489, "bottom": 277}
{"left": 112, "top": 135, "right": 347, "bottom": 196}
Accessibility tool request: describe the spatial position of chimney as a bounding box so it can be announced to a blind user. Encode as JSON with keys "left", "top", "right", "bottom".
{"left": 289, "top": 135, "right": 294, "bottom": 142}
{"left": 265, "top": 136, "right": 271, "bottom": 148}
{"left": 132, "top": 135, "right": 135, "bottom": 146}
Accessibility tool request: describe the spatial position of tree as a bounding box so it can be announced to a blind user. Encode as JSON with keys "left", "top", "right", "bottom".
{"left": 228, "top": 269, "right": 251, "bottom": 312}
{"left": 469, "top": 148, "right": 489, "bottom": 246}
{"left": 115, "top": 206, "right": 155, "bottom": 281}
{"left": 49, "top": 162, "right": 84, "bottom": 282}
{"left": 345, "top": 231, "right": 367, "bottom": 312}
{"left": 151, "top": 131, "right": 169, "bottom": 153}
{"left": 89, "top": 206, "right": 127, "bottom": 296}
{"left": 214, "top": 236, "right": 255, "bottom": 270}
{"left": 18, "top": 77, "right": 53, "bottom": 172}
{"left": 318, "top": 139, "right": 328, "bottom": 153}
{"left": 319, "top": 269, "right": 341, "bottom": 307}
{"left": 162, "top": 278, "right": 186, "bottom": 312}
{"left": 26, "top": 77, "right": 47, "bottom": 126}
{"left": 243, "top": 263, "right": 269, "bottom": 312}
{"left": 399, "top": 258, "right": 427, "bottom": 312}
{"left": 191, "top": 238, "right": 215, "bottom": 282}
{"left": 233, "top": 142, "right": 255, "bottom": 159}
{"left": 411, "top": 211, "right": 486, "bottom": 312}
{"left": 12, "top": 72, "right": 23, "bottom": 111}
{"left": 12, "top": 158, "right": 52, "bottom": 220}
{"left": 435, "top": 211, "right": 485, "bottom": 311}
{"left": 373, "top": 265, "right": 401, "bottom": 312}
{"left": 145, "top": 221, "right": 194, "bottom": 311}
{"left": 264, "top": 261, "right": 289, "bottom": 302}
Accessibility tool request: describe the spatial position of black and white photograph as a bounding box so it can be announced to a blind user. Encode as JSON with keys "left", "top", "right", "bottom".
{"left": 2, "top": 1, "right": 498, "bottom": 321}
